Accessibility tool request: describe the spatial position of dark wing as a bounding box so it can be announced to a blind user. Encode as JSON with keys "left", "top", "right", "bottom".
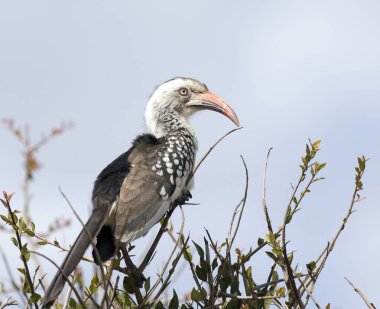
{"left": 113, "top": 140, "right": 177, "bottom": 243}
{"left": 92, "top": 150, "right": 133, "bottom": 212}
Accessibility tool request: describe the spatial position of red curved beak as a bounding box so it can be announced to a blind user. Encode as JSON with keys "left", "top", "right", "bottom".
{"left": 187, "top": 91, "right": 240, "bottom": 126}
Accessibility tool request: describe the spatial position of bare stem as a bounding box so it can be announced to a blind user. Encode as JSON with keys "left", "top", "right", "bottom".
{"left": 345, "top": 277, "right": 376, "bottom": 309}
{"left": 262, "top": 147, "right": 273, "bottom": 233}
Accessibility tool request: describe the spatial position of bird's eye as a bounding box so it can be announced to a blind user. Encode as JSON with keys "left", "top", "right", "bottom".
{"left": 179, "top": 87, "right": 189, "bottom": 96}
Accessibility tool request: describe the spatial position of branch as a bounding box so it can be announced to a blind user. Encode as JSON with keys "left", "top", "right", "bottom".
{"left": 345, "top": 277, "right": 376, "bottom": 309}
{"left": 30, "top": 251, "right": 87, "bottom": 308}
{"left": 187, "top": 127, "right": 242, "bottom": 185}
{"left": 0, "top": 298, "right": 17, "bottom": 309}
{"left": 228, "top": 155, "right": 249, "bottom": 249}
{"left": 300, "top": 156, "right": 367, "bottom": 299}
{"left": 2, "top": 196, "right": 39, "bottom": 309}
{"left": 145, "top": 207, "right": 186, "bottom": 304}
{"left": 262, "top": 147, "right": 273, "bottom": 233}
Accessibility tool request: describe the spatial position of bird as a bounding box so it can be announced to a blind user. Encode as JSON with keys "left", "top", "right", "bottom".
{"left": 42, "top": 77, "right": 239, "bottom": 307}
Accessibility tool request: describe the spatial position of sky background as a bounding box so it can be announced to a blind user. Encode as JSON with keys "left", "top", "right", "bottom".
{"left": 1, "top": 1, "right": 379, "bottom": 308}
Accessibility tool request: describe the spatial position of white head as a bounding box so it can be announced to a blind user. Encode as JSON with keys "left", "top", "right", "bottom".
{"left": 145, "top": 77, "right": 239, "bottom": 138}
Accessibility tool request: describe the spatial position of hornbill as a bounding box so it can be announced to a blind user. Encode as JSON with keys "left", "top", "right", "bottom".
{"left": 42, "top": 77, "right": 239, "bottom": 307}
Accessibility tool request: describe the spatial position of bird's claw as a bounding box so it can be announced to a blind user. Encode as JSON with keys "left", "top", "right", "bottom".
{"left": 176, "top": 190, "right": 192, "bottom": 205}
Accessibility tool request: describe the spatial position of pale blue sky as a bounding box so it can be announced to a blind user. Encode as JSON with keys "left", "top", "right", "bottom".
{"left": 1, "top": 1, "right": 379, "bottom": 308}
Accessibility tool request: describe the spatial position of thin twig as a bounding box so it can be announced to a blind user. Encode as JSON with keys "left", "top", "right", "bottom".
{"left": 292, "top": 266, "right": 320, "bottom": 309}
{"left": 204, "top": 238, "right": 215, "bottom": 308}
{"left": 120, "top": 247, "right": 144, "bottom": 305}
{"left": 0, "top": 246, "right": 24, "bottom": 303}
{"left": 262, "top": 147, "right": 273, "bottom": 233}
{"left": 138, "top": 206, "right": 175, "bottom": 273}
{"left": 187, "top": 127, "right": 242, "bottom": 185}
{"left": 0, "top": 297, "right": 18, "bottom": 309}
{"left": 145, "top": 207, "right": 186, "bottom": 304}
{"left": 345, "top": 277, "right": 376, "bottom": 309}
{"left": 30, "top": 251, "right": 87, "bottom": 308}
{"left": 229, "top": 155, "right": 249, "bottom": 248}
{"left": 152, "top": 236, "right": 190, "bottom": 304}
{"left": 62, "top": 275, "right": 75, "bottom": 309}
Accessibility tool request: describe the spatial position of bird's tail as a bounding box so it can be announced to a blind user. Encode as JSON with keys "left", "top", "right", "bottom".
{"left": 42, "top": 208, "right": 106, "bottom": 308}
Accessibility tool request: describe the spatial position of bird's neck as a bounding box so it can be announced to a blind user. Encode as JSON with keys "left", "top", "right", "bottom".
{"left": 147, "top": 110, "right": 198, "bottom": 149}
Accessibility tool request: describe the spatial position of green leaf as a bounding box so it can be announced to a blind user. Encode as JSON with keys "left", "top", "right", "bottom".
{"left": 265, "top": 232, "right": 275, "bottom": 245}
{"left": 310, "top": 165, "right": 315, "bottom": 176}
{"left": 168, "top": 290, "right": 179, "bottom": 309}
{"left": 272, "top": 270, "right": 279, "bottom": 281}
{"left": 358, "top": 156, "right": 366, "bottom": 171}
{"left": 264, "top": 297, "right": 272, "bottom": 309}
{"left": 295, "top": 272, "right": 303, "bottom": 278}
{"left": 288, "top": 252, "right": 294, "bottom": 265}
{"left": 272, "top": 248, "right": 282, "bottom": 256}
{"left": 144, "top": 277, "right": 151, "bottom": 293}
{"left": 212, "top": 257, "right": 218, "bottom": 270}
{"left": 19, "top": 217, "right": 27, "bottom": 231}
{"left": 123, "top": 276, "right": 134, "bottom": 294}
{"left": 37, "top": 241, "right": 48, "bottom": 246}
{"left": 91, "top": 273, "right": 99, "bottom": 285}
{"left": 200, "top": 258, "right": 211, "bottom": 274}
{"left": 276, "top": 286, "right": 286, "bottom": 297}
{"left": 30, "top": 293, "right": 41, "bottom": 304}
{"left": 87, "top": 273, "right": 99, "bottom": 294}
{"left": 155, "top": 301, "right": 165, "bottom": 309}
{"left": 26, "top": 229, "right": 35, "bottom": 237}
{"left": 9, "top": 211, "right": 18, "bottom": 224}
{"left": 265, "top": 251, "right": 278, "bottom": 263}
{"left": 118, "top": 292, "right": 132, "bottom": 308}
{"left": 21, "top": 244, "right": 30, "bottom": 262}
{"left": 183, "top": 246, "right": 192, "bottom": 262}
{"left": 312, "top": 140, "right": 321, "bottom": 151}
{"left": 17, "top": 267, "right": 26, "bottom": 274}
{"left": 285, "top": 212, "right": 293, "bottom": 224}
{"left": 10, "top": 236, "right": 18, "bottom": 247}
{"left": 192, "top": 241, "right": 204, "bottom": 259}
{"left": 317, "top": 162, "right": 326, "bottom": 172}
{"left": 257, "top": 237, "right": 265, "bottom": 246}
{"left": 111, "top": 259, "right": 120, "bottom": 268}
{"left": 191, "top": 288, "right": 204, "bottom": 302}
{"left": 306, "top": 261, "right": 316, "bottom": 273}
{"left": 69, "top": 298, "right": 77, "bottom": 309}
{"left": 195, "top": 265, "right": 208, "bottom": 281}
{"left": 0, "top": 214, "right": 12, "bottom": 225}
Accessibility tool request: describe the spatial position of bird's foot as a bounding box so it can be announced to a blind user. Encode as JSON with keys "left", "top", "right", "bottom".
{"left": 175, "top": 190, "right": 192, "bottom": 206}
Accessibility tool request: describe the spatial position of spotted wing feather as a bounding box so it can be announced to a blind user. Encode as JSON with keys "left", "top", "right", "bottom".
{"left": 113, "top": 144, "right": 177, "bottom": 242}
